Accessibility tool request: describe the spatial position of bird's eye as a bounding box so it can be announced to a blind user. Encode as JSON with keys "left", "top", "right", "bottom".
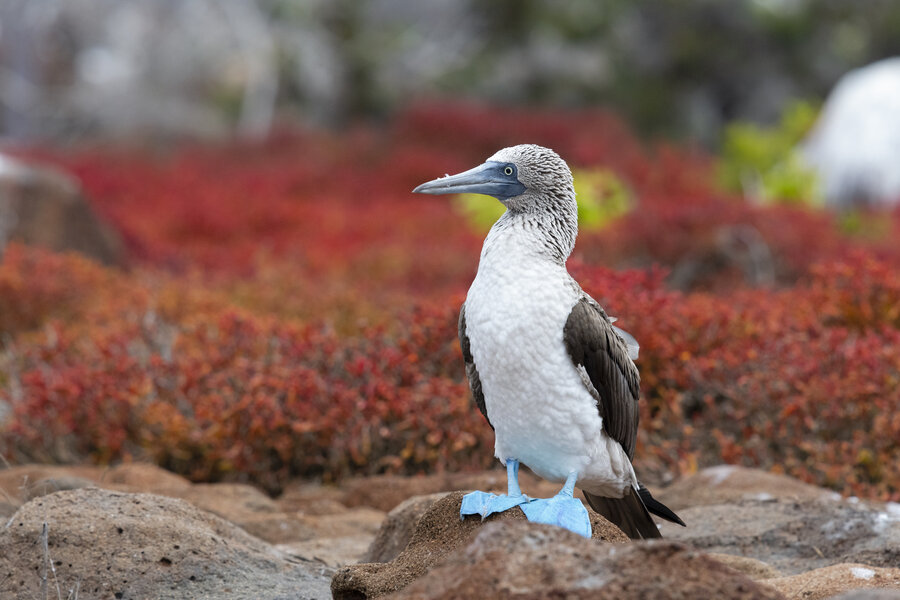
{"left": 504, "top": 166, "right": 514, "bottom": 176}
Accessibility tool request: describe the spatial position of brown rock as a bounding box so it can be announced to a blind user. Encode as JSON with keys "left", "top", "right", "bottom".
{"left": 0, "top": 487, "right": 331, "bottom": 599}
{"left": 0, "top": 499, "right": 19, "bottom": 520}
{"left": 175, "top": 482, "right": 281, "bottom": 521}
{"left": 340, "top": 469, "right": 559, "bottom": 512}
{"left": 331, "top": 490, "right": 629, "bottom": 599}
{"left": 279, "top": 535, "right": 376, "bottom": 568}
{"left": 236, "top": 513, "right": 318, "bottom": 544}
{"left": 830, "top": 590, "right": 900, "bottom": 600}
{"left": 657, "top": 465, "right": 841, "bottom": 511}
{"left": 299, "top": 507, "right": 386, "bottom": 539}
{"left": 659, "top": 498, "right": 900, "bottom": 575}
{"left": 708, "top": 553, "right": 782, "bottom": 580}
{"left": 390, "top": 521, "right": 785, "bottom": 600}
{"left": 102, "top": 463, "right": 192, "bottom": 493}
{"left": 278, "top": 482, "right": 349, "bottom": 515}
{"left": 23, "top": 476, "right": 97, "bottom": 500}
{"left": 173, "top": 482, "right": 318, "bottom": 544}
{"left": 364, "top": 492, "right": 448, "bottom": 563}
{"left": 0, "top": 154, "right": 124, "bottom": 266}
{"left": 0, "top": 465, "right": 105, "bottom": 502}
{"left": 765, "top": 563, "right": 900, "bottom": 600}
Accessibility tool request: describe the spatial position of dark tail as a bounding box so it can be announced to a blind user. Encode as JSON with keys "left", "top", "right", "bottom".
{"left": 637, "top": 482, "right": 685, "bottom": 527}
{"left": 584, "top": 483, "right": 685, "bottom": 540}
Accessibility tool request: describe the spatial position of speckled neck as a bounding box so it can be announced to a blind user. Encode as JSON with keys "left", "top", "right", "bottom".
{"left": 484, "top": 195, "right": 578, "bottom": 265}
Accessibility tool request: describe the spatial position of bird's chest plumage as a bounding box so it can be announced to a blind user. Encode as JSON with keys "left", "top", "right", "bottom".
{"left": 464, "top": 241, "right": 605, "bottom": 482}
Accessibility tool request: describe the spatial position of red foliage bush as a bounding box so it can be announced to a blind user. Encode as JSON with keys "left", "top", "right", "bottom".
{"left": 2, "top": 102, "right": 899, "bottom": 499}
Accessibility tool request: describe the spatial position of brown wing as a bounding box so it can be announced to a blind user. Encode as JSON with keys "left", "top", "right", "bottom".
{"left": 459, "top": 302, "right": 491, "bottom": 430}
{"left": 563, "top": 295, "right": 640, "bottom": 459}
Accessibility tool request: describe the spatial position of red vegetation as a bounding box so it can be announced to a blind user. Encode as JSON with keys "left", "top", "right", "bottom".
{"left": 2, "top": 102, "right": 899, "bottom": 499}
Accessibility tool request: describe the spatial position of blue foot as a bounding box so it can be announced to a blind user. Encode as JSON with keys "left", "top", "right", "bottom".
{"left": 460, "top": 458, "right": 534, "bottom": 520}
{"left": 519, "top": 472, "right": 591, "bottom": 538}
{"left": 460, "top": 489, "right": 531, "bottom": 519}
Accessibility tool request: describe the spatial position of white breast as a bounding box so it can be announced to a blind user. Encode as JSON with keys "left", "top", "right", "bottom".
{"left": 464, "top": 224, "right": 634, "bottom": 496}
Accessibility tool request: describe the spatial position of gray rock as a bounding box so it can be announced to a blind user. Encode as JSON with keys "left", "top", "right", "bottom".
{"left": 831, "top": 589, "right": 900, "bottom": 600}
{"left": 655, "top": 465, "right": 841, "bottom": 511}
{"left": 278, "top": 535, "right": 375, "bottom": 568}
{"left": 0, "top": 154, "right": 124, "bottom": 265}
{"left": 0, "top": 488, "right": 332, "bottom": 600}
{"left": 659, "top": 497, "right": 900, "bottom": 575}
{"left": 766, "top": 563, "right": 900, "bottom": 600}
{"left": 392, "top": 521, "right": 784, "bottom": 600}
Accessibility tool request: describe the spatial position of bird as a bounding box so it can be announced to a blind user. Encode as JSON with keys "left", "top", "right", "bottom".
{"left": 413, "top": 144, "right": 685, "bottom": 539}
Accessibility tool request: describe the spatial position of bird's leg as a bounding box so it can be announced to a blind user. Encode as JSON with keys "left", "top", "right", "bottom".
{"left": 460, "top": 458, "right": 533, "bottom": 520}
{"left": 519, "top": 471, "right": 591, "bottom": 538}
{"left": 506, "top": 457, "right": 522, "bottom": 496}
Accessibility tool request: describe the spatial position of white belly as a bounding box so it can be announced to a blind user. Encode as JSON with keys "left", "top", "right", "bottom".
{"left": 464, "top": 249, "right": 634, "bottom": 497}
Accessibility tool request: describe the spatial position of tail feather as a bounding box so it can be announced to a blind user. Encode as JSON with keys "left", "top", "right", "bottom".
{"left": 584, "top": 483, "right": 685, "bottom": 540}
{"left": 583, "top": 487, "right": 661, "bottom": 539}
{"left": 638, "top": 482, "right": 686, "bottom": 527}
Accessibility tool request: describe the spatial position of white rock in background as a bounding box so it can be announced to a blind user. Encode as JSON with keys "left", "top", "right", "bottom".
{"left": 802, "top": 57, "right": 900, "bottom": 209}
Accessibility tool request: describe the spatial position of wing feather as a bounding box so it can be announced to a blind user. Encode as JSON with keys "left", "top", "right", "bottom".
{"left": 563, "top": 295, "right": 640, "bottom": 459}
{"left": 459, "top": 303, "right": 491, "bottom": 429}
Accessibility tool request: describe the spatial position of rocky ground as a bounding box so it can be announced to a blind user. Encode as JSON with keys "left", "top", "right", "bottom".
{"left": 0, "top": 464, "right": 898, "bottom": 599}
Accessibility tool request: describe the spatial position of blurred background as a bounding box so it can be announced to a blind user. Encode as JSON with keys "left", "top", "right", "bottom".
{"left": 4, "top": 0, "right": 900, "bottom": 143}
{"left": 0, "top": 0, "right": 899, "bottom": 500}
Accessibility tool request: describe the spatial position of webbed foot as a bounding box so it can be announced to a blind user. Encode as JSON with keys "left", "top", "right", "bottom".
{"left": 460, "top": 490, "right": 531, "bottom": 519}
{"left": 519, "top": 472, "right": 591, "bottom": 538}
{"left": 460, "top": 458, "right": 534, "bottom": 520}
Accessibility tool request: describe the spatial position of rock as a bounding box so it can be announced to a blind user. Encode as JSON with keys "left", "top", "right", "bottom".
{"left": 0, "top": 465, "right": 105, "bottom": 502}
{"left": 708, "top": 553, "right": 782, "bottom": 580}
{"left": 278, "top": 535, "right": 376, "bottom": 568}
{"left": 23, "top": 476, "right": 97, "bottom": 500}
{"left": 0, "top": 488, "right": 332, "bottom": 600}
{"left": 0, "top": 500, "right": 19, "bottom": 521}
{"left": 0, "top": 463, "right": 191, "bottom": 502}
{"left": 331, "top": 491, "right": 629, "bottom": 599}
{"left": 102, "top": 463, "right": 193, "bottom": 493}
{"left": 801, "top": 57, "right": 900, "bottom": 209}
{"left": 278, "top": 482, "right": 349, "bottom": 515}
{"left": 364, "top": 492, "right": 448, "bottom": 563}
{"left": 659, "top": 498, "right": 900, "bottom": 575}
{"left": 656, "top": 465, "right": 841, "bottom": 511}
{"left": 299, "top": 507, "right": 386, "bottom": 539}
{"left": 0, "top": 154, "right": 124, "bottom": 265}
{"left": 390, "top": 521, "right": 784, "bottom": 600}
{"left": 235, "top": 513, "right": 318, "bottom": 544}
{"left": 765, "top": 563, "right": 900, "bottom": 600}
{"left": 174, "top": 483, "right": 316, "bottom": 544}
{"left": 177, "top": 482, "right": 282, "bottom": 520}
{"left": 340, "top": 469, "right": 559, "bottom": 512}
{"left": 830, "top": 590, "right": 900, "bottom": 600}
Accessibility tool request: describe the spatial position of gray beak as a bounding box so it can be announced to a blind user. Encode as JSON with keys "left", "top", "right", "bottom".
{"left": 413, "top": 161, "right": 525, "bottom": 200}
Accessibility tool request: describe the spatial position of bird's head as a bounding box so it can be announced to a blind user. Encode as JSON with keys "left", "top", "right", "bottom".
{"left": 413, "top": 144, "right": 575, "bottom": 214}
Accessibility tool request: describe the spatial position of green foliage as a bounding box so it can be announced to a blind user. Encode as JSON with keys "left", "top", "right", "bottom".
{"left": 452, "top": 168, "right": 633, "bottom": 232}
{"left": 718, "top": 100, "right": 822, "bottom": 206}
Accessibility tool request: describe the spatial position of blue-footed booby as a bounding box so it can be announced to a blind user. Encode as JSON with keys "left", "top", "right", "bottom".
{"left": 413, "top": 144, "right": 685, "bottom": 539}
